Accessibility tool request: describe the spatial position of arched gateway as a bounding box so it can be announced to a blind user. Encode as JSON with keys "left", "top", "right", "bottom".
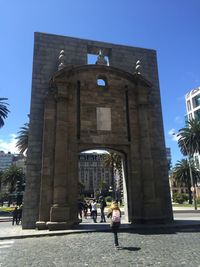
{"left": 22, "top": 33, "right": 173, "bottom": 230}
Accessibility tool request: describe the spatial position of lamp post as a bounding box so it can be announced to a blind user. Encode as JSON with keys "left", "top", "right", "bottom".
{"left": 174, "top": 132, "right": 197, "bottom": 210}
{"left": 187, "top": 155, "right": 197, "bottom": 210}
{"left": 109, "top": 186, "right": 115, "bottom": 200}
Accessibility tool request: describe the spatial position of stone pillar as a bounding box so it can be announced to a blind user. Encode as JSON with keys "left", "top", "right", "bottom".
{"left": 36, "top": 91, "right": 56, "bottom": 230}
{"left": 137, "top": 83, "right": 160, "bottom": 221}
{"left": 46, "top": 88, "right": 72, "bottom": 230}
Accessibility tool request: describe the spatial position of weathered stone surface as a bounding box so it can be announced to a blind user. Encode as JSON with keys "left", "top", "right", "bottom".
{"left": 22, "top": 33, "right": 173, "bottom": 230}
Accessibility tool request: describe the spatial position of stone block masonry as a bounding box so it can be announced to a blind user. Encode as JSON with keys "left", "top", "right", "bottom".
{"left": 22, "top": 32, "right": 173, "bottom": 229}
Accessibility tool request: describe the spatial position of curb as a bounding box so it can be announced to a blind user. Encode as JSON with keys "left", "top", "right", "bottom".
{"left": 1, "top": 222, "right": 200, "bottom": 240}
{"left": 173, "top": 210, "right": 200, "bottom": 213}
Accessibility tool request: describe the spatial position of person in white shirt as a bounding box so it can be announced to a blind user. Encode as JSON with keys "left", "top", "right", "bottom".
{"left": 91, "top": 199, "right": 97, "bottom": 223}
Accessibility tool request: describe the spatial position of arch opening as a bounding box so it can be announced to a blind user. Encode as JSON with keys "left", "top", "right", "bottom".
{"left": 78, "top": 148, "right": 129, "bottom": 223}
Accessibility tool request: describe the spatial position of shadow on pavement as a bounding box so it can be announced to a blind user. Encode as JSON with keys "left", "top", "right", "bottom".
{"left": 120, "top": 246, "right": 141, "bottom": 251}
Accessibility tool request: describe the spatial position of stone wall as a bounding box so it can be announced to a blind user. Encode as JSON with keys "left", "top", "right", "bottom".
{"left": 22, "top": 32, "right": 172, "bottom": 228}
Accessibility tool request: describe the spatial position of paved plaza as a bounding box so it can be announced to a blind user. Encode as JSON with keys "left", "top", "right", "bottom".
{"left": 0, "top": 209, "right": 200, "bottom": 266}
{"left": 1, "top": 229, "right": 200, "bottom": 267}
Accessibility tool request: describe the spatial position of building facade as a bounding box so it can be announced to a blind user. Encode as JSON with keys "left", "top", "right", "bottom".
{"left": 0, "top": 152, "right": 26, "bottom": 193}
{"left": 0, "top": 151, "right": 14, "bottom": 171}
{"left": 79, "top": 153, "right": 112, "bottom": 196}
{"left": 185, "top": 86, "right": 200, "bottom": 169}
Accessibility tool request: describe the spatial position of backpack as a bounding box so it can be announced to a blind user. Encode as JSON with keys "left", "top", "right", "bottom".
{"left": 112, "top": 209, "right": 121, "bottom": 223}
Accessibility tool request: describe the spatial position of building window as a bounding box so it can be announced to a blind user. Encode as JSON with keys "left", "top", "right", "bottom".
{"left": 187, "top": 100, "right": 191, "bottom": 111}
{"left": 189, "top": 113, "right": 193, "bottom": 120}
{"left": 194, "top": 95, "right": 200, "bottom": 108}
{"left": 194, "top": 110, "right": 200, "bottom": 120}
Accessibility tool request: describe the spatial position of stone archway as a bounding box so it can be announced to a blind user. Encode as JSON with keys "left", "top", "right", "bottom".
{"left": 33, "top": 64, "right": 172, "bottom": 230}
{"left": 22, "top": 33, "right": 173, "bottom": 230}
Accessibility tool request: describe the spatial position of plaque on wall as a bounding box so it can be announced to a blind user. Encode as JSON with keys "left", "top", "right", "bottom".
{"left": 96, "top": 107, "right": 111, "bottom": 131}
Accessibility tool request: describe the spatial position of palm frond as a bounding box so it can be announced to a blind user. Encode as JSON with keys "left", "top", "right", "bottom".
{"left": 0, "top": 98, "right": 9, "bottom": 128}
{"left": 178, "top": 119, "right": 200, "bottom": 156}
{"left": 16, "top": 123, "right": 29, "bottom": 154}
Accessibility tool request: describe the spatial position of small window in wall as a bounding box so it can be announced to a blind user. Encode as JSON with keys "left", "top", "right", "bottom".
{"left": 87, "top": 53, "right": 109, "bottom": 65}
{"left": 87, "top": 54, "right": 97, "bottom": 64}
{"left": 97, "top": 78, "right": 106, "bottom": 86}
{"left": 97, "top": 75, "right": 107, "bottom": 87}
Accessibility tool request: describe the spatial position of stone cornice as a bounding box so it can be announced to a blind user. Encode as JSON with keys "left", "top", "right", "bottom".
{"left": 50, "top": 64, "right": 153, "bottom": 89}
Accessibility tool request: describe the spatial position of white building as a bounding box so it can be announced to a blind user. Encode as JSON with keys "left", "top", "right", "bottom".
{"left": 0, "top": 151, "right": 14, "bottom": 171}
{"left": 185, "top": 86, "right": 200, "bottom": 169}
{"left": 0, "top": 151, "right": 26, "bottom": 193}
{"left": 79, "top": 153, "right": 112, "bottom": 196}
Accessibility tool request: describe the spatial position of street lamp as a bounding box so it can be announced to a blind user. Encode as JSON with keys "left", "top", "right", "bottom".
{"left": 173, "top": 132, "right": 197, "bottom": 210}
{"left": 109, "top": 186, "right": 114, "bottom": 200}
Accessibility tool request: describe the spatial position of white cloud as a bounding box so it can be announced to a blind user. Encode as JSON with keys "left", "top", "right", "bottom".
{"left": 168, "top": 128, "right": 179, "bottom": 141}
{"left": 0, "top": 134, "right": 20, "bottom": 154}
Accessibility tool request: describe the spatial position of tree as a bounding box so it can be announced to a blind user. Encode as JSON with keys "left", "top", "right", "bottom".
{"left": 172, "top": 159, "right": 200, "bottom": 204}
{"left": 2, "top": 165, "right": 25, "bottom": 205}
{"left": 0, "top": 98, "right": 9, "bottom": 128}
{"left": 2, "top": 165, "right": 25, "bottom": 206}
{"left": 98, "top": 178, "right": 108, "bottom": 196}
{"left": 102, "top": 152, "right": 123, "bottom": 199}
{"left": 16, "top": 123, "right": 29, "bottom": 154}
{"left": 178, "top": 118, "right": 200, "bottom": 156}
{"left": 0, "top": 170, "right": 3, "bottom": 191}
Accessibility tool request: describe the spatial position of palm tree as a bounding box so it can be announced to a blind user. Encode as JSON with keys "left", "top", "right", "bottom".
{"left": 0, "top": 98, "right": 9, "bottom": 128}
{"left": 2, "top": 165, "right": 25, "bottom": 206}
{"left": 172, "top": 159, "right": 200, "bottom": 204}
{"left": 16, "top": 123, "right": 29, "bottom": 154}
{"left": 178, "top": 118, "right": 200, "bottom": 156}
{"left": 102, "top": 152, "right": 123, "bottom": 199}
{"left": 98, "top": 178, "right": 108, "bottom": 196}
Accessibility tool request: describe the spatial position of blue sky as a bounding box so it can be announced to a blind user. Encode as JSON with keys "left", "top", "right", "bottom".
{"left": 0, "top": 0, "right": 199, "bottom": 165}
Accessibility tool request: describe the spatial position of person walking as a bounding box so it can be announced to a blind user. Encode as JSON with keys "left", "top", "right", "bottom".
{"left": 83, "top": 201, "right": 88, "bottom": 219}
{"left": 17, "top": 204, "right": 23, "bottom": 224}
{"left": 99, "top": 196, "right": 106, "bottom": 223}
{"left": 107, "top": 201, "right": 121, "bottom": 249}
{"left": 78, "top": 199, "right": 84, "bottom": 221}
{"left": 12, "top": 207, "right": 19, "bottom": 225}
{"left": 91, "top": 199, "right": 97, "bottom": 223}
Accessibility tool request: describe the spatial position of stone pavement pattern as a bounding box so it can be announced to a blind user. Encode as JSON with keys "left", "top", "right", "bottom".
{"left": 1, "top": 230, "right": 200, "bottom": 267}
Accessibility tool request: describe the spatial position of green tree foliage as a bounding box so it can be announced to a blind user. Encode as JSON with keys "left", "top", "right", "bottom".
{"left": 103, "top": 152, "right": 123, "bottom": 177}
{"left": 98, "top": 178, "right": 108, "bottom": 195}
{"left": 2, "top": 165, "right": 25, "bottom": 194}
{"left": 178, "top": 118, "right": 200, "bottom": 156}
{"left": 172, "top": 159, "right": 200, "bottom": 204}
{"left": 102, "top": 152, "right": 123, "bottom": 199}
{"left": 0, "top": 192, "right": 9, "bottom": 206}
{"left": 0, "top": 170, "right": 3, "bottom": 191}
{"left": 0, "top": 98, "right": 9, "bottom": 128}
{"left": 16, "top": 123, "right": 29, "bottom": 154}
{"left": 173, "top": 192, "right": 188, "bottom": 204}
